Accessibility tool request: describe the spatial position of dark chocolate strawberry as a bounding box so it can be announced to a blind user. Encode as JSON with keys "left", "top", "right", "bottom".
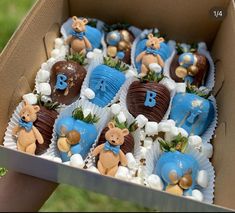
{"left": 34, "top": 106, "right": 58, "bottom": 155}
{"left": 50, "top": 60, "right": 86, "bottom": 105}
{"left": 127, "top": 80, "right": 170, "bottom": 122}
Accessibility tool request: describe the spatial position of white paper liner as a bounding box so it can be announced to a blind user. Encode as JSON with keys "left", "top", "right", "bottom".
{"left": 85, "top": 105, "right": 142, "bottom": 168}
{"left": 3, "top": 100, "right": 65, "bottom": 155}
{"left": 200, "top": 95, "right": 218, "bottom": 144}
{"left": 3, "top": 102, "right": 24, "bottom": 150}
{"left": 131, "top": 28, "right": 176, "bottom": 72}
{"left": 119, "top": 77, "right": 175, "bottom": 122}
{"left": 144, "top": 142, "right": 215, "bottom": 204}
{"left": 80, "top": 55, "right": 131, "bottom": 108}
{"left": 102, "top": 25, "right": 142, "bottom": 60}
{"left": 45, "top": 98, "right": 110, "bottom": 159}
{"left": 163, "top": 42, "right": 215, "bottom": 91}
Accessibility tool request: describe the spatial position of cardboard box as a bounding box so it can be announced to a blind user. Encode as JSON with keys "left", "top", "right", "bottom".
{"left": 0, "top": 0, "right": 234, "bottom": 211}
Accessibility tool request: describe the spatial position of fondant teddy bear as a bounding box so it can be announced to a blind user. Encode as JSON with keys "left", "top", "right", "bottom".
{"left": 136, "top": 33, "right": 165, "bottom": 77}
{"left": 12, "top": 100, "right": 44, "bottom": 154}
{"left": 92, "top": 122, "right": 129, "bottom": 176}
{"left": 57, "top": 126, "right": 81, "bottom": 157}
{"left": 66, "top": 16, "right": 92, "bottom": 55}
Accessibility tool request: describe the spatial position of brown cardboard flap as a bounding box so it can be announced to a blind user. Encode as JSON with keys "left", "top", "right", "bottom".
{"left": 43, "top": 23, "right": 60, "bottom": 59}
{"left": 211, "top": 0, "right": 235, "bottom": 209}
{"left": 70, "top": 0, "right": 229, "bottom": 47}
{"left": 213, "top": 60, "right": 225, "bottom": 97}
{"left": 7, "top": 76, "right": 32, "bottom": 120}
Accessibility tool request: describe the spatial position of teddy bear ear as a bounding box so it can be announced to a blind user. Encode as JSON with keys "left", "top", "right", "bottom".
{"left": 108, "top": 122, "right": 115, "bottom": 129}
{"left": 122, "top": 128, "right": 129, "bottom": 136}
{"left": 33, "top": 105, "right": 40, "bottom": 112}
{"left": 158, "top": 37, "right": 165, "bottom": 43}
{"left": 72, "top": 16, "right": 78, "bottom": 22}
{"left": 82, "top": 18, "right": 88, "bottom": 25}
{"left": 148, "top": 33, "right": 154, "bottom": 39}
{"left": 23, "top": 100, "right": 29, "bottom": 107}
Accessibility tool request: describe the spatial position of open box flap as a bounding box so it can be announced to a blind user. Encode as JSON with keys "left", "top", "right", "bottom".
{"left": 0, "top": 0, "right": 235, "bottom": 211}
{"left": 211, "top": 0, "right": 235, "bottom": 209}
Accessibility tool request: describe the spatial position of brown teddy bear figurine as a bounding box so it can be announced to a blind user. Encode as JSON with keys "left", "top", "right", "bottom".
{"left": 57, "top": 126, "right": 81, "bottom": 157}
{"left": 92, "top": 122, "right": 129, "bottom": 176}
{"left": 12, "top": 101, "right": 44, "bottom": 155}
{"left": 136, "top": 33, "right": 165, "bottom": 77}
{"left": 65, "top": 16, "right": 92, "bottom": 55}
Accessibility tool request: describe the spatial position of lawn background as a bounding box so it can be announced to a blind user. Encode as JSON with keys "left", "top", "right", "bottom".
{"left": 0, "top": 0, "right": 149, "bottom": 211}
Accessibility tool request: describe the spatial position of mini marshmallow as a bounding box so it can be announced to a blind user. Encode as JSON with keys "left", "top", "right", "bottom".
{"left": 37, "top": 69, "right": 50, "bottom": 83}
{"left": 41, "top": 62, "right": 48, "bottom": 70}
{"left": 176, "top": 83, "right": 186, "bottom": 93}
{"left": 39, "top": 155, "right": 54, "bottom": 160}
{"left": 166, "top": 119, "right": 176, "bottom": 127}
{"left": 140, "top": 130, "right": 146, "bottom": 141}
{"left": 54, "top": 38, "right": 64, "bottom": 48}
{"left": 51, "top": 48, "right": 60, "bottom": 58}
{"left": 47, "top": 57, "right": 56, "bottom": 64}
{"left": 38, "top": 83, "right": 51, "bottom": 96}
{"left": 196, "top": 170, "right": 209, "bottom": 188}
{"left": 126, "top": 153, "right": 137, "bottom": 169}
{"left": 115, "top": 166, "right": 130, "bottom": 180}
{"left": 83, "top": 108, "right": 92, "bottom": 118}
{"left": 130, "top": 177, "right": 143, "bottom": 185}
{"left": 93, "top": 48, "right": 103, "bottom": 54}
{"left": 146, "top": 174, "right": 164, "bottom": 191}
{"left": 149, "top": 63, "right": 162, "bottom": 73}
{"left": 125, "top": 69, "right": 137, "bottom": 78}
{"left": 110, "top": 103, "right": 121, "bottom": 115}
{"left": 87, "top": 51, "right": 95, "bottom": 59}
{"left": 70, "top": 154, "right": 85, "bottom": 169}
{"left": 53, "top": 157, "right": 62, "bottom": 163}
{"left": 87, "top": 166, "right": 100, "bottom": 174}
{"left": 140, "top": 146, "right": 147, "bottom": 159}
{"left": 192, "top": 189, "right": 204, "bottom": 202}
{"left": 84, "top": 88, "right": 95, "bottom": 100}
{"left": 158, "top": 121, "right": 172, "bottom": 132}
{"left": 178, "top": 127, "right": 189, "bottom": 138}
{"left": 188, "top": 135, "right": 202, "bottom": 149}
{"left": 23, "top": 93, "right": 38, "bottom": 105}
{"left": 136, "top": 114, "right": 148, "bottom": 128}
{"left": 201, "top": 143, "right": 213, "bottom": 158}
{"left": 160, "top": 78, "right": 176, "bottom": 94}
{"left": 63, "top": 161, "right": 70, "bottom": 166}
{"left": 164, "top": 126, "right": 179, "bottom": 141}
{"left": 145, "top": 122, "right": 158, "bottom": 136}
{"left": 144, "top": 137, "right": 153, "bottom": 149}
{"left": 117, "top": 111, "right": 127, "bottom": 123}
{"left": 41, "top": 95, "right": 52, "bottom": 103}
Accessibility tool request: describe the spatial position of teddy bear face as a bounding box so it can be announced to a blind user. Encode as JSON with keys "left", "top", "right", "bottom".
{"left": 20, "top": 101, "right": 40, "bottom": 123}
{"left": 146, "top": 33, "right": 164, "bottom": 50}
{"left": 105, "top": 122, "right": 129, "bottom": 146}
{"left": 71, "top": 16, "right": 88, "bottom": 33}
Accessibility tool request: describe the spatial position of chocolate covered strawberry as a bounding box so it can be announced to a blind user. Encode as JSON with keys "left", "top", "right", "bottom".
{"left": 50, "top": 53, "right": 87, "bottom": 105}
{"left": 127, "top": 71, "right": 171, "bottom": 122}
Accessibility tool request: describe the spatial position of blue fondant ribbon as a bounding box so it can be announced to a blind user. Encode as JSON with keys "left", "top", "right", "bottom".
{"left": 19, "top": 119, "right": 33, "bottom": 132}
{"left": 146, "top": 47, "right": 161, "bottom": 56}
{"left": 104, "top": 141, "right": 120, "bottom": 155}
{"left": 70, "top": 30, "right": 85, "bottom": 40}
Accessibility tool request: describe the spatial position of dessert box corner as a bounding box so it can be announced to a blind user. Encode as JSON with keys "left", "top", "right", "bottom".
{"left": 0, "top": 0, "right": 234, "bottom": 212}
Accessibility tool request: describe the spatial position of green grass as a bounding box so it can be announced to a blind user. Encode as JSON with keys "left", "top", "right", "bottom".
{"left": 0, "top": 1, "right": 149, "bottom": 211}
